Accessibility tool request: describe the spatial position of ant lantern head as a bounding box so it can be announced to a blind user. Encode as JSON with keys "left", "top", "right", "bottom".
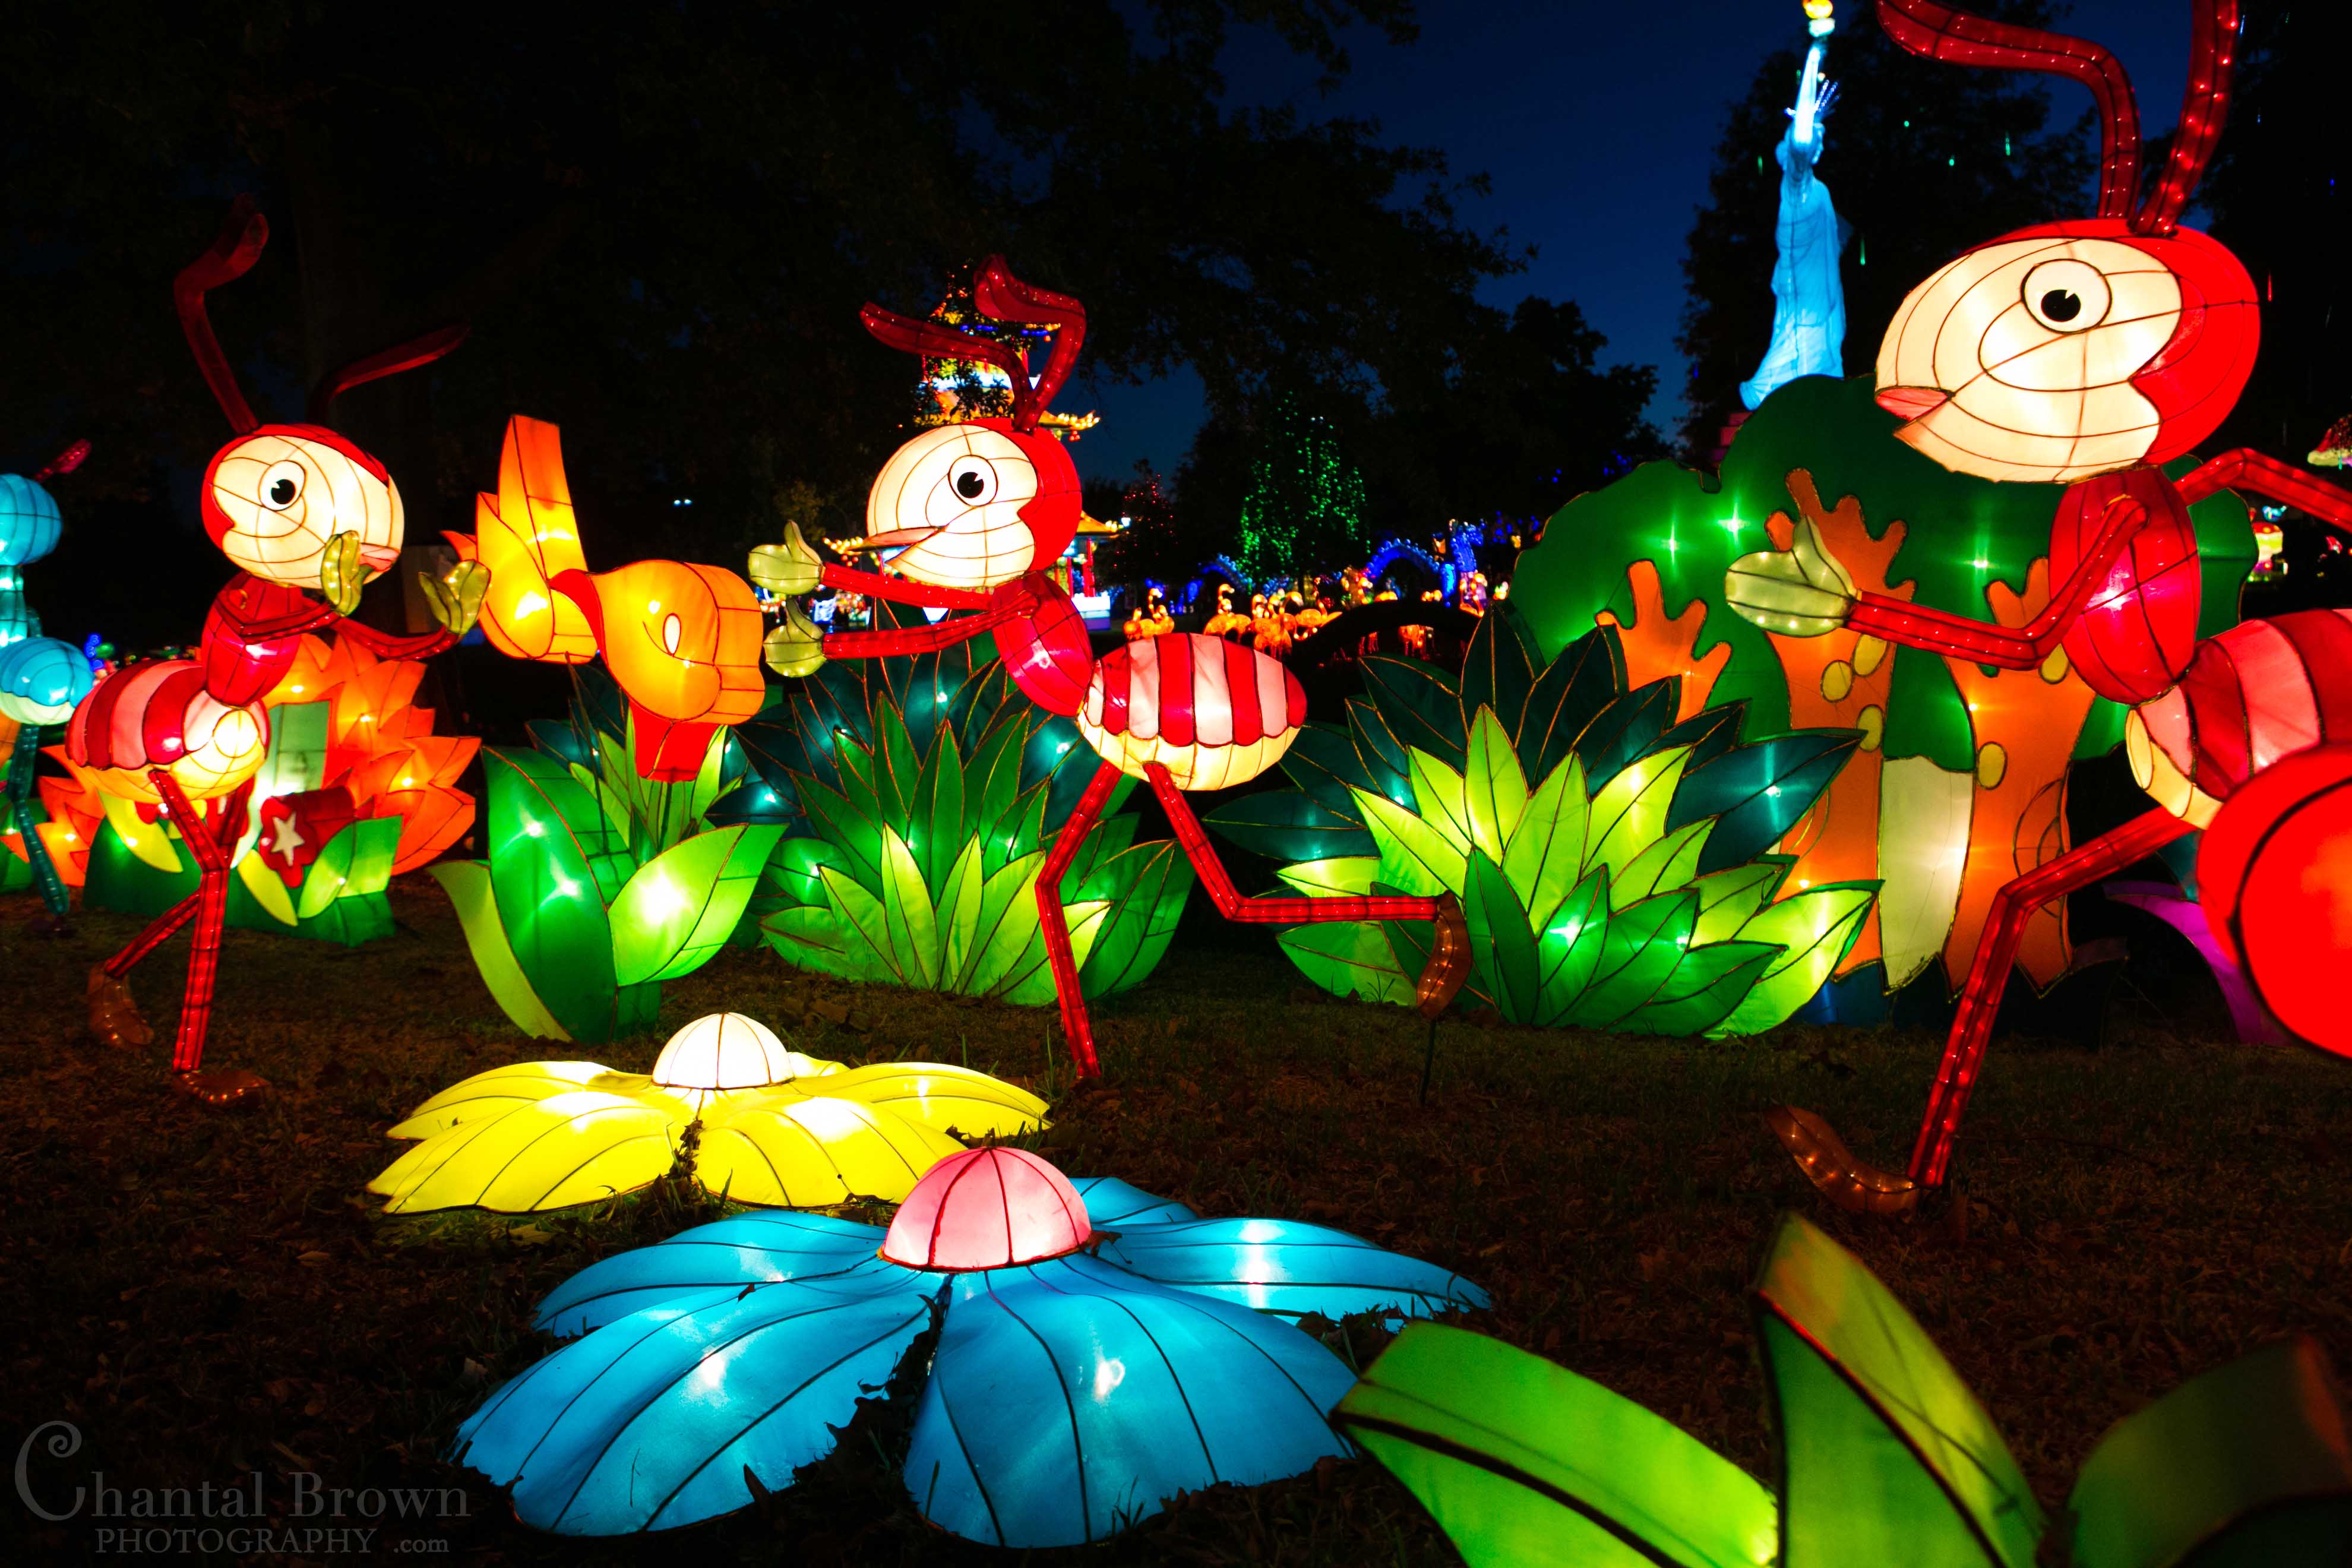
{"left": 1872, "top": 1, "right": 2257, "bottom": 485}
{"left": 176, "top": 197, "right": 466, "bottom": 589}
{"left": 858, "top": 258, "right": 1085, "bottom": 590}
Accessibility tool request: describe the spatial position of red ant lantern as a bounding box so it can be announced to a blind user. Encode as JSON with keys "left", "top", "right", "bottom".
{"left": 74, "top": 198, "right": 488, "bottom": 1104}
{"left": 1737, "top": 1, "right": 2352, "bottom": 1209}
{"left": 754, "top": 258, "right": 1468, "bottom": 1077}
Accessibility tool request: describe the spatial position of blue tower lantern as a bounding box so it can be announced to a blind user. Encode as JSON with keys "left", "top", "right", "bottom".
{"left": 0, "top": 636, "right": 97, "bottom": 725}
{"left": 0, "top": 473, "right": 65, "bottom": 565}
{"left": 1, "top": 441, "right": 87, "bottom": 650}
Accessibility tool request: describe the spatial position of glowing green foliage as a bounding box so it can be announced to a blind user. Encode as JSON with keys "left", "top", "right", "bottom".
{"left": 1338, "top": 1214, "right": 2352, "bottom": 1568}
{"left": 758, "top": 678, "right": 1191, "bottom": 1006}
{"left": 435, "top": 690, "right": 780, "bottom": 1044}
{"left": 1221, "top": 606, "right": 1874, "bottom": 1032}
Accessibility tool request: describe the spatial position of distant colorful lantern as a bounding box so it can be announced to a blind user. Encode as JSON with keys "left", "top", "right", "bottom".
{"left": 452, "top": 1154, "right": 1487, "bottom": 1545}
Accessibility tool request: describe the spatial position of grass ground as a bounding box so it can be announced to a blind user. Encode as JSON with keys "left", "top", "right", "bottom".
{"left": 5, "top": 879, "right": 2351, "bottom": 1564}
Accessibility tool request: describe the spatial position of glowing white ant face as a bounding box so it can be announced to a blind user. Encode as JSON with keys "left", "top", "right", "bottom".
{"left": 861, "top": 423, "right": 1043, "bottom": 590}
{"left": 1876, "top": 233, "right": 2185, "bottom": 484}
{"left": 203, "top": 425, "right": 404, "bottom": 587}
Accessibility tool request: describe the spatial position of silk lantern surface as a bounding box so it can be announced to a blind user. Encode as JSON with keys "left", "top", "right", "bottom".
{"left": 2196, "top": 744, "right": 2352, "bottom": 1057}
{"left": 452, "top": 1150, "right": 1488, "bottom": 1545}
{"left": 1336, "top": 1212, "right": 2352, "bottom": 1568}
{"left": 369, "top": 1013, "right": 1048, "bottom": 1214}
{"left": 203, "top": 425, "right": 406, "bottom": 587}
{"left": 0, "top": 473, "right": 64, "bottom": 650}
{"left": 455, "top": 416, "right": 767, "bottom": 782}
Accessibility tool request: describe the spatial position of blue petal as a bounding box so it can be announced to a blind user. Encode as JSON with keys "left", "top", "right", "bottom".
{"left": 458, "top": 1260, "right": 931, "bottom": 1534}
{"left": 536, "top": 1212, "right": 887, "bottom": 1336}
{"left": 1093, "top": 1218, "right": 1489, "bottom": 1323}
{"left": 1068, "top": 1176, "right": 1196, "bottom": 1226}
{"left": 904, "top": 1264, "right": 1354, "bottom": 1547}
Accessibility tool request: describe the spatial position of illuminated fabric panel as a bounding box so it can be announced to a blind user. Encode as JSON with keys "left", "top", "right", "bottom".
{"left": 880, "top": 1146, "right": 1094, "bottom": 1269}
{"left": 464, "top": 415, "right": 597, "bottom": 663}
{"left": 203, "top": 424, "right": 404, "bottom": 588}
{"left": 862, "top": 422, "right": 1044, "bottom": 591}
{"left": 1079, "top": 633, "right": 1303, "bottom": 789}
{"left": 2050, "top": 468, "right": 2201, "bottom": 706}
{"left": 67, "top": 659, "right": 268, "bottom": 804}
{"left": 2199, "top": 744, "right": 2352, "bottom": 1055}
{"left": 453, "top": 1159, "right": 1487, "bottom": 1544}
{"left": 1877, "top": 233, "right": 2179, "bottom": 483}
{"left": 596, "top": 561, "right": 764, "bottom": 718}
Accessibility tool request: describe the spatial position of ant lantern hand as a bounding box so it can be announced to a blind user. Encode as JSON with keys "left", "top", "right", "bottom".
{"left": 421, "top": 558, "right": 490, "bottom": 637}
{"left": 1725, "top": 518, "right": 1858, "bottom": 637}
{"left": 748, "top": 522, "right": 824, "bottom": 598}
{"left": 320, "top": 530, "right": 371, "bottom": 616}
{"left": 763, "top": 601, "right": 826, "bottom": 678}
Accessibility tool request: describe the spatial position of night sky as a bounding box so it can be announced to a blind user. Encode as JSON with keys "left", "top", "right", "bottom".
{"left": 1073, "top": 0, "right": 2191, "bottom": 483}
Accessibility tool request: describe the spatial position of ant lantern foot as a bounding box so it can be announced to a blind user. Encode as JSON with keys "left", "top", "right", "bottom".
{"left": 87, "top": 966, "right": 153, "bottom": 1049}
{"left": 176, "top": 1068, "right": 269, "bottom": 1107}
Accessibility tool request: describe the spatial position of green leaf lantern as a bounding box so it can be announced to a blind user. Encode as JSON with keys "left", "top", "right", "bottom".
{"left": 1337, "top": 1213, "right": 2352, "bottom": 1568}
{"left": 434, "top": 675, "right": 780, "bottom": 1044}
{"left": 745, "top": 602, "right": 1193, "bottom": 1005}
{"left": 1211, "top": 602, "right": 1874, "bottom": 1034}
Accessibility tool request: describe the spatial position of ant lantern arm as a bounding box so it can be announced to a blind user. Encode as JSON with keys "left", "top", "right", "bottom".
{"left": 334, "top": 621, "right": 457, "bottom": 660}
{"left": 820, "top": 595, "right": 1029, "bottom": 661}
{"left": 2178, "top": 450, "right": 2352, "bottom": 538}
{"left": 214, "top": 580, "right": 345, "bottom": 643}
{"left": 818, "top": 562, "right": 994, "bottom": 611}
{"left": 1847, "top": 494, "right": 2149, "bottom": 668}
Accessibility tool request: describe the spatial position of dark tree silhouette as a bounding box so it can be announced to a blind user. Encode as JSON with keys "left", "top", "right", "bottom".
{"left": 1676, "top": 2, "right": 2094, "bottom": 460}
{"left": 1, "top": 1, "right": 1518, "bottom": 638}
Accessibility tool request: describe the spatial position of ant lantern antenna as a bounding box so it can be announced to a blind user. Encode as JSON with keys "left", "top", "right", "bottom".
{"left": 307, "top": 323, "right": 470, "bottom": 426}
{"left": 32, "top": 440, "right": 91, "bottom": 484}
{"left": 173, "top": 195, "right": 270, "bottom": 435}
{"left": 1876, "top": 0, "right": 2240, "bottom": 236}
{"left": 860, "top": 256, "right": 1086, "bottom": 434}
{"left": 2136, "top": 0, "right": 2239, "bottom": 236}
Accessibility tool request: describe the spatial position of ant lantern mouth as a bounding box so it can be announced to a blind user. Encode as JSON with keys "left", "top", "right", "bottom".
{"left": 856, "top": 526, "right": 943, "bottom": 553}
{"left": 359, "top": 544, "right": 401, "bottom": 571}
{"left": 1874, "top": 385, "right": 1950, "bottom": 422}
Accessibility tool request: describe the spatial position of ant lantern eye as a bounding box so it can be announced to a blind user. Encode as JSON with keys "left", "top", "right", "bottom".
{"left": 260, "top": 459, "right": 306, "bottom": 511}
{"left": 948, "top": 456, "right": 998, "bottom": 506}
{"left": 2022, "top": 258, "right": 2111, "bottom": 333}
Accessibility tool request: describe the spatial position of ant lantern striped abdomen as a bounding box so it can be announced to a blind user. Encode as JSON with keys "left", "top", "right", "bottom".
{"left": 74, "top": 198, "right": 490, "bottom": 1105}
{"left": 1727, "top": 1, "right": 2352, "bottom": 1210}
{"left": 753, "top": 258, "right": 1469, "bottom": 1077}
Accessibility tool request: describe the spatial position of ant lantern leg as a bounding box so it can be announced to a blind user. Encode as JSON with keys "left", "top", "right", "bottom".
{"left": 1143, "top": 764, "right": 1472, "bottom": 1011}
{"left": 1035, "top": 760, "right": 1125, "bottom": 1080}
{"left": 1909, "top": 807, "right": 2192, "bottom": 1188}
{"left": 147, "top": 773, "right": 265, "bottom": 1102}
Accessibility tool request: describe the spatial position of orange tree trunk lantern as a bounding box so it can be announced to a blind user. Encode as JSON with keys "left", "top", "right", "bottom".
{"left": 1721, "top": 0, "right": 2352, "bottom": 1209}
{"left": 69, "top": 197, "right": 488, "bottom": 1105}
{"left": 751, "top": 257, "right": 1472, "bottom": 1080}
